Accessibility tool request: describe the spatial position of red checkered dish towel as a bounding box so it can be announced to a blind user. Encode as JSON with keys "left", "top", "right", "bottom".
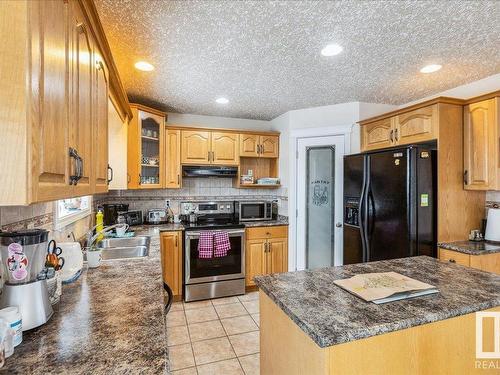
{"left": 198, "top": 231, "right": 214, "bottom": 259}
{"left": 214, "top": 231, "right": 231, "bottom": 257}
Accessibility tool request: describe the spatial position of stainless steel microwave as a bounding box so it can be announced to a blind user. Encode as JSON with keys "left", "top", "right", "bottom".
{"left": 235, "top": 200, "right": 277, "bottom": 222}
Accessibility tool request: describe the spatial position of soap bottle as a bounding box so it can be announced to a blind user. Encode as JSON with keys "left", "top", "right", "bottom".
{"left": 96, "top": 209, "right": 104, "bottom": 242}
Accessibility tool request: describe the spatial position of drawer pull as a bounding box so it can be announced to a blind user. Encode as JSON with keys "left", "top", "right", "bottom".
{"left": 449, "top": 259, "right": 456, "bottom": 263}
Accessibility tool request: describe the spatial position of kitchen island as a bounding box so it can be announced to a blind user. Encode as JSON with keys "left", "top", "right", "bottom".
{"left": 254, "top": 256, "right": 500, "bottom": 375}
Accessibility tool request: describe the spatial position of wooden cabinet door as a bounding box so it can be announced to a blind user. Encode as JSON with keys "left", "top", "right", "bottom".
{"left": 166, "top": 129, "right": 181, "bottom": 188}
{"left": 267, "top": 238, "right": 288, "bottom": 274}
{"left": 394, "top": 105, "right": 438, "bottom": 146}
{"left": 31, "top": 0, "right": 72, "bottom": 202}
{"left": 181, "top": 130, "right": 210, "bottom": 164}
{"left": 160, "top": 232, "right": 183, "bottom": 296}
{"left": 259, "top": 135, "right": 279, "bottom": 158}
{"left": 464, "top": 99, "right": 498, "bottom": 190}
{"left": 361, "top": 118, "right": 394, "bottom": 151}
{"left": 70, "top": 6, "right": 93, "bottom": 196}
{"left": 245, "top": 239, "right": 267, "bottom": 287}
{"left": 212, "top": 132, "right": 239, "bottom": 165}
{"left": 240, "top": 134, "right": 259, "bottom": 157}
{"left": 93, "top": 55, "right": 109, "bottom": 193}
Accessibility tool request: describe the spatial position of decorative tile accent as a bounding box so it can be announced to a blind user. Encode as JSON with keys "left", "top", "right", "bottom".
{"left": 0, "top": 212, "right": 53, "bottom": 232}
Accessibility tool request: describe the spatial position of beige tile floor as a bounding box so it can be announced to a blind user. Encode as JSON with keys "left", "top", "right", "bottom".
{"left": 167, "top": 291, "right": 260, "bottom": 375}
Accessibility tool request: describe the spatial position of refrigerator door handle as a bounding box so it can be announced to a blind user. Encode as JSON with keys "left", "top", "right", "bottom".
{"left": 359, "top": 158, "right": 368, "bottom": 263}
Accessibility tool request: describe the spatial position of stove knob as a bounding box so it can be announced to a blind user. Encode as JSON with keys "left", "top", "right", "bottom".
{"left": 226, "top": 205, "right": 231, "bottom": 210}
{"left": 219, "top": 205, "right": 224, "bottom": 210}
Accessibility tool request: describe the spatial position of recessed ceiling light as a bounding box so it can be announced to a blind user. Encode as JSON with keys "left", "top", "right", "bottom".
{"left": 215, "top": 97, "right": 229, "bottom": 104}
{"left": 134, "top": 61, "right": 154, "bottom": 71}
{"left": 321, "top": 43, "right": 343, "bottom": 57}
{"left": 420, "top": 64, "right": 442, "bottom": 73}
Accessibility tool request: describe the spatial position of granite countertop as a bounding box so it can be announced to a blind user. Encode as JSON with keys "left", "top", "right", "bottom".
{"left": 438, "top": 240, "right": 500, "bottom": 255}
{"left": 3, "top": 227, "right": 169, "bottom": 374}
{"left": 242, "top": 218, "right": 288, "bottom": 227}
{"left": 254, "top": 256, "right": 500, "bottom": 348}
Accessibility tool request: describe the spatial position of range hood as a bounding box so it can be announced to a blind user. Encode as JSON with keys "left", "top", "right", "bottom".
{"left": 182, "top": 165, "right": 238, "bottom": 177}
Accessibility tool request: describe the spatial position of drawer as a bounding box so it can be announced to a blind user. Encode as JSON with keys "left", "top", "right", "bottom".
{"left": 438, "top": 248, "right": 470, "bottom": 267}
{"left": 246, "top": 225, "right": 288, "bottom": 240}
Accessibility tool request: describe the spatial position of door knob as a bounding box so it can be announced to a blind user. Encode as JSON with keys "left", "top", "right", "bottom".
{"left": 336, "top": 223, "right": 343, "bottom": 228}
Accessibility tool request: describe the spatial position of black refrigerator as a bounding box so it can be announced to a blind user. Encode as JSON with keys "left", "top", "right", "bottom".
{"left": 343, "top": 144, "right": 437, "bottom": 265}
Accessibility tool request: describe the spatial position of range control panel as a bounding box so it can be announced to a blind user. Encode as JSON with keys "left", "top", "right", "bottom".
{"left": 344, "top": 197, "right": 360, "bottom": 226}
{"left": 180, "top": 201, "right": 234, "bottom": 215}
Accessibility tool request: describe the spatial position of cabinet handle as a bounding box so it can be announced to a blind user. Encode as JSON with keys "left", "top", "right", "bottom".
{"left": 69, "top": 148, "right": 82, "bottom": 185}
{"left": 211, "top": 151, "right": 215, "bottom": 162}
{"left": 268, "top": 242, "right": 272, "bottom": 252}
{"left": 390, "top": 130, "right": 394, "bottom": 143}
{"left": 107, "top": 164, "right": 113, "bottom": 184}
{"left": 139, "top": 174, "right": 142, "bottom": 185}
{"left": 464, "top": 170, "right": 468, "bottom": 185}
{"left": 127, "top": 174, "right": 131, "bottom": 183}
{"left": 177, "top": 174, "right": 180, "bottom": 185}
{"left": 395, "top": 128, "right": 399, "bottom": 142}
{"left": 208, "top": 151, "right": 211, "bottom": 162}
{"left": 175, "top": 236, "right": 178, "bottom": 247}
{"left": 449, "top": 259, "right": 456, "bottom": 263}
{"left": 264, "top": 242, "right": 268, "bottom": 253}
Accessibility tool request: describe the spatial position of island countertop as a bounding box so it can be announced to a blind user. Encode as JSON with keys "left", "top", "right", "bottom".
{"left": 3, "top": 227, "right": 169, "bottom": 374}
{"left": 438, "top": 240, "right": 500, "bottom": 255}
{"left": 254, "top": 256, "right": 500, "bottom": 348}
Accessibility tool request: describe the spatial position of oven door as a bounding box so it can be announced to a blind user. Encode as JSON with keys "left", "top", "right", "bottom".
{"left": 239, "top": 202, "right": 269, "bottom": 221}
{"left": 185, "top": 229, "right": 245, "bottom": 284}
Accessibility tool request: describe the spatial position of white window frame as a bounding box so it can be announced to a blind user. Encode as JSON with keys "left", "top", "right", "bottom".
{"left": 54, "top": 196, "right": 92, "bottom": 230}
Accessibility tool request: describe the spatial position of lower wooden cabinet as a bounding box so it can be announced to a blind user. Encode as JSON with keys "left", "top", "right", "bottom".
{"left": 245, "top": 226, "right": 288, "bottom": 287}
{"left": 438, "top": 248, "right": 500, "bottom": 274}
{"left": 160, "top": 231, "right": 183, "bottom": 298}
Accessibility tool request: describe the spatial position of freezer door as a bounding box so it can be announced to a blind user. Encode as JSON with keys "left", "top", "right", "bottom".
{"left": 343, "top": 155, "right": 366, "bottom": 264}
{"left": 366, "top": 149, "right": 411, "bottom": 261}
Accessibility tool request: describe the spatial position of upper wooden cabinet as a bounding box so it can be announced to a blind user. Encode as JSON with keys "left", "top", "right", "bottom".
{"left": 212, "top": 132, "right": 240, "bottom": 165}
{"left": 181, "top": 130, "right": 211, "bottom": 164}
{"left": 181, "top": 130, "right": 239, "bottom": 165}
{"left": 361, "top": 105, "right": 438, "bottom": 151}
{"left": 127, "top": 104, "right": 166, "bottom": 189}
{"left": 0, "top": 0, "right": 124, "bottom": 205}
{"left": 166, "top": 129, "right": 181, "bottom": 188}
{"left": 395, "top": 105, "right": 438, "bottom": 146}
{"left": 464, "top": 98, "right": 500, "bottom": 190}
{"left": 361, "top": 118, "right": 394, "bottom": 151}
{"left": 240, "top": 134, "right": 279, "bottom": 158}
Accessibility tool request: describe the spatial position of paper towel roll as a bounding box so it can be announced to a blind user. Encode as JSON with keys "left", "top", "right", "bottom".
{"left": 485, "top": 208, "right": 500, "bottom": 242}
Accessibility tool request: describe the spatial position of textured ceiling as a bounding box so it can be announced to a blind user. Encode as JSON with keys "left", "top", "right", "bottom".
{"left": 95, "top": 0, "right": 500, "bottom": 120}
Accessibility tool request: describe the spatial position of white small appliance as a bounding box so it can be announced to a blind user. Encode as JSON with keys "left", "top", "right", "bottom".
{"left": 485, "top": 208, "right": 500, "bottom": 242}
{"left": 147, "top": 209, "right": 168, "bottom": 224}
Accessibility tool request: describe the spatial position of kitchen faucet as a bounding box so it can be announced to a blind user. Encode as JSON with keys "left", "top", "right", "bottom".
{"left": 85, "top": 224, "right": 124, "bottom": 248}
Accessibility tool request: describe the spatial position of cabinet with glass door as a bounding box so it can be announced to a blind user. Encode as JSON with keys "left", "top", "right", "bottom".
{"left": 128, "top": 104, "right": 166, "bottom": 189}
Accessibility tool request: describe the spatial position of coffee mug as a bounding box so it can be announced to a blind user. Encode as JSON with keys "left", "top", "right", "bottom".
{"left": 115, "top": 224, "right": 129, "bottom": 237}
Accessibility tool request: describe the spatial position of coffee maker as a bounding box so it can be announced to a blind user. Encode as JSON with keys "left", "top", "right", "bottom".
{"left": 0, "top": 230, "right": 53, "bottom": 331}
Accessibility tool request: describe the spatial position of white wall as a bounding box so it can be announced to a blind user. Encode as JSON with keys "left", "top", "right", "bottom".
{"left": 166, "top": 112, "right": 271, "bottom": 131}
{"left": 108, "top": 99, "right": 128, "bottom": 190}
{"left": 399, "top": 73, "right": 500, "bottom": 108}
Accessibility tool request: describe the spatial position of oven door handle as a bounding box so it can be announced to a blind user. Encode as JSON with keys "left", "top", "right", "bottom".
{"left": 186, "top": 229, "right": 245, "bottom": 237}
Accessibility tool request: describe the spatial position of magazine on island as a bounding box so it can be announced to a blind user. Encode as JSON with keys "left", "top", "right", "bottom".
{"left": 333, "top": 272, "right": 439, "bottom": 304}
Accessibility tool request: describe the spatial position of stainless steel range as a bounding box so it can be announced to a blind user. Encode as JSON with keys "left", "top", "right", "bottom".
{"left": 180, "top": 201, "right": 245, "bottom": 302}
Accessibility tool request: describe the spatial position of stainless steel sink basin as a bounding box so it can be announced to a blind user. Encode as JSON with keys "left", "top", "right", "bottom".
{"left": 96, "top": 236, "right": 150, "bottom": 260}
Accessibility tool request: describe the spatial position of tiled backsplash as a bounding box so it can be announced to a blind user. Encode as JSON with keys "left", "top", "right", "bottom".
{"left": 486, "top": 191, "right": 500, "bottom": 209}
{"left": 0, "top": 201, "right": 92, "bottom": 242}
{"left": 96, "top": 177, "right": 289, "bottom": 216}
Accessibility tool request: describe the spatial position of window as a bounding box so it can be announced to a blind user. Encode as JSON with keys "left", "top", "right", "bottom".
{"left": 54, "top": 196, "right": 92, "bottom": 230}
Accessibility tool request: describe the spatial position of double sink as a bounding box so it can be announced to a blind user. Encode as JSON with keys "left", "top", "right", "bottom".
{"left": 96, "top": 236, "right": 150, "bottom": 260}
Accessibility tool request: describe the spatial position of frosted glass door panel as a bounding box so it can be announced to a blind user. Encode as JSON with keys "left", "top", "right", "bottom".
{"left": 306, "top": 146, "right": 335, "bottom": 269}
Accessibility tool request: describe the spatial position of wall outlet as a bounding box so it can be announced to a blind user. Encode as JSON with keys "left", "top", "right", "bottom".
{"left": 165, "top": 199, "right": 171, "bottom": 208}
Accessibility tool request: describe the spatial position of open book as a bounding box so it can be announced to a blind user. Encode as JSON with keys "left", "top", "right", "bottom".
{"left": 333, "top": 272, "right": 439, "bottom": 304}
